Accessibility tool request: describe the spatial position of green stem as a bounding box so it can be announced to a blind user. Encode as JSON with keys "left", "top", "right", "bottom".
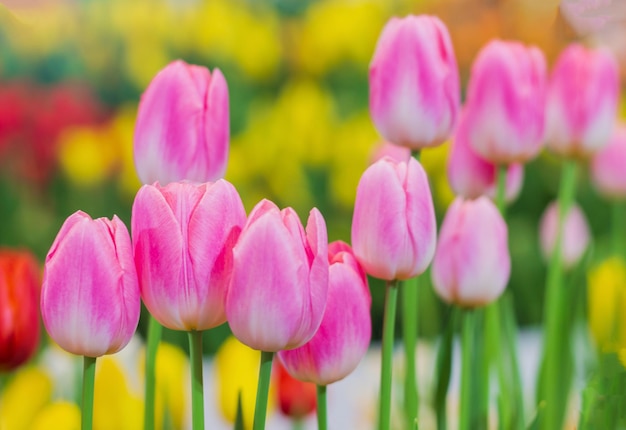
{"left": 495, "top": 164, "right": 507, "bottom": 216}
{"left": 316, "top": 385, "right": 327, "bottom": 430}
{"left": 459, "top": 310, "right": 476, "bottom": 430}
{"left": 541, "top": 160, "right": 578, "bottom": 430}
{"left": 82, "top": 356, "right": 97, "bottom": 430}
{"left": 378, "top": 280, "right": 399, "bottom": 430}
{"left": 612, "top": 200, "right": 625, "bottom": 258}
{"left": 253, "top": 351, "right": 274, "bottom": 430}
{"left": 402, "top": 276, "right": 419, "bottom": 427}
{"left": 144, "top": 315, "right": 162, "bottom": 430}
{"left": 188, "top": 330, "right": 205, "bottom": 430}
{"left": 434, "top": 308, "right": 458, "bottom": 430}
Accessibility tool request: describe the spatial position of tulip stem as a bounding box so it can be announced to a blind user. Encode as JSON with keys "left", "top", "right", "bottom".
{"left": 541, "top": 159, "right": 578, "bottom": 430}
{"left": 402, "top": 277, "right": 419, "bottom": 427}
{"left": 144, "top": 315, "right": 162, "bottom": 430}
{"left": 495, "top": 164, "right": 507, "bottom": 216}
{"left": 188, "top": 330, "right": 204, "bottom": 430}
{"left": 82, "top": 355, "right": 97, "bottom": 430}
{"left": 612, "top": 200, "right": 625, "bottom": 258}
{"left": 316, "top": 384, "right": 327, "bottom": 430}
{"left": 459, "top": 309, "right": 476, "bottom": 430}
{"left": 379, "top": 280, "right": 398, "bottom": 430}
{"left": 253, "top": 351, "right": 274, "bottom": 430}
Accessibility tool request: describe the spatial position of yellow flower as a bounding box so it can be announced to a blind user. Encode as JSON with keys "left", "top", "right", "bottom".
{"left": 0, "top": 367, "right": 53, "bottom": 430}
{"left": 215, "top": 336, "right": 275, "bottom": 429}
{"left": 154, "top": 342, "right": 189, "bottom": 430}
{"left": 108, "top": 105, "right": 142, "bottom": 196}
{"left": 31, "top": 401, "right": 80, "bottom": 430}
{"left": 587, "top": 256, "right": 626, "bottom": 352}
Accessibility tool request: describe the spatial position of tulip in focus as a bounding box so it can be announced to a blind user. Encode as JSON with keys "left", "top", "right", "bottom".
{"left": 0, "top": 249, "right": 41, "bottom": 371}
{"left": 590, "top": 125, "right": 626, "bottom": 198}
{"left": 226, "top": 199, "right": 329, "bottom": 351}
{"left": 464, "top": 40, "right": 547, "bottom": 164}
{"left": 352, "top": 156, "right": 436, "bottom": 280}
{"left": 132, "top": 180, "right": 246, "bottom": 331}
{"left": 432, "top": 196, "right": 510, "bottom": 307}
{"left": 134, "top": 60, "right": 229, "bottom": 184}
{"left": 275, "top": 361, "right": 317, "bottom": 421}
{"left": 545, "top": 44, "right": 619, "bottom": 158}
{"left": 278, "top": 241, "right": 371, "bottom": 385}
{"left": 369, "top": 15, "right": 460, "bottom": 149}
{"left": 447, "top": 110, "right": 524, "bottom": 203}
{"left": 539, "top": 201, "right": 590, "bottom": 270}
{"left": 41, "top": 211, "right": 140, "bottom": 357}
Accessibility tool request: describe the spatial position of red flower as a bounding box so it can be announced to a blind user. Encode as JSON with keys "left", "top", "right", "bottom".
{"left": 275, "top": 360, "right": 317, "bottom": 420}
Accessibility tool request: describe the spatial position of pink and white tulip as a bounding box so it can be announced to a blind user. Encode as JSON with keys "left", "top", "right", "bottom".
{"left": 431, "top": 197, "right": 510, "bottom": 307}
{"left": 132, "top": 180, "right": 246, "bottom": 331}
{"left": 545, "top": 44, "right": 619, "bottom": 158}
{"left": 591, "top": 125, "right": 626, "bottom": 199}
{"left": 352, "top": 157, "right": 436, "bottom": 280}
{"left": 134, "top": 60, "right": 229, "bottom": 185}
{"left": 539, "top": 201, "right": 590, "bottom": 270}
{"left": 41, "top": 211, "right": 140, "bottom": 357}
{"left": 464, "top": 40, "right": 547, "bottom": 164}
{"left": 278, "top": 241, "right": 371, "bottom": 386}
{"left": 369, "top": 15, "right": 460, "bottom": 149}
{"left": 226, "top": 200, "right": 329, "bottom": 352}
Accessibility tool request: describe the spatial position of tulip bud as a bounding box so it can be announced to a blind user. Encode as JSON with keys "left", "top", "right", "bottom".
{"left": 275, "top": 361, "right": 317, "bottom": 420}
{"left": 545, "top": 44, "right": 619, "bottom": 158}
{"left": 134, "top": 60, "right": 229, "bottom": 184}
{"left": 369, "top": 15, "right": 460, "bottom": 149}
{"left": 41, "top": 211, "right": 140, "bottom": 357}
{"left": 465, "top": 40, "right": 547, "bottom": 164}
{"left": 539, "top": 201, "right": 590, "bottom": 270}
{"left": 226, "top": 200, "right": 329, "bottom": 352}
{"left": 432, "top": 196, "right": 510, "bottom": 307}
{"left": 0, "top": 249, "right": 41, "bottom": 371}
{"left": 590, "top": 125, "right": 626, "bottom": 199}
{"left": 448, "top": 110, "right": 524, "bottom": 203}
{"left": 352, "top": 157, "right": 436, "bottom": 280}
{"left": 278, "top": 241, "right": 371, "bottom": 386}
{"left": 132, "top": 180, "right": 246, "bottom": 331}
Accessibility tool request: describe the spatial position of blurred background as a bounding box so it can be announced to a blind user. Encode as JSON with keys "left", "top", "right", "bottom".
{"left": 0, "top": 0, "right": 625, "bottom": 351}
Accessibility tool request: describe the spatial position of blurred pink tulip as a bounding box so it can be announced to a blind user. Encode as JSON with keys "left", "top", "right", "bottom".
{"left": 545, "top": 44, "right": 619, "bottom": 158}
{"left": 448, "top": 110, "right": 524, "bottom": 203}
{"left": 432, "top": 197, "right": 510, "bottom": 307}
{"left": 591, "top": 125, "right": 626, "bottom": 198}
{"left": 369, "top": 141, "right": 412, "bottom": 165}
{"left": 352, "top": 157, "right": 436, "bottom": 280}
{"left": 226, "top": 200, "right": 329, "bottom": 352}
{"left": 539, "top": 201, "right": 591, "bottom": 270}
{"left": 465, "top": 40, "right": 547, "bottom": 164}
{"left": 41, "top": 211, "right": 140, "bottom": 357}
{"left": 369, "top": 15, "right": 460, "bottom": 149}
{"left": 278, "top": 241, "right": 371, "bottom": 386}
{"left": 134, "top": 60, "right": 229, "bottom": 184}
{"left": 132, "top": 180, "right": 246, "bottom": 331}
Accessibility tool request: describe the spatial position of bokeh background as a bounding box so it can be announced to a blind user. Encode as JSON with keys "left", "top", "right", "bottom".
{"left": 1, "top": 0, "right": 625, "bottom": 351}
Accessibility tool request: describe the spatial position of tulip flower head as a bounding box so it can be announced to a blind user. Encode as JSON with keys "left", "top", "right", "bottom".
{"left": 369, "top": 15, "right": 460, "bottom": 149}
{"left": 134, "top": 60, "right": 229, "bottom": 184}
{"left": 545, "top": 43, "right": 619, "bottom": 158}
{"left": 590, "top": 125, "right": 626, "bottom": 199}
{"left": 41, "top": 211, "right": 140, "bottom": 357}
{"left": 432, "top": 196, "right": 510, "bottom": 307}
{"left": 278, "top": 241, "right": 371, "bottom": 386}
{"left": 226, "top": 199, "right": 329, "bottom": 352}
{"left": 132, "top": 180, "right": 246, "bottom": 331}
{"left": 539, "top": 201, "right": 590, "bottom": 270}
{"left": 275, "top": 361, "right": 317, "bottom": 420}
{"left": 352, "top": 156, "right": 436, "bottom": 280}
{"left": 464, "top": 40, "right": 547, "bottom": 164}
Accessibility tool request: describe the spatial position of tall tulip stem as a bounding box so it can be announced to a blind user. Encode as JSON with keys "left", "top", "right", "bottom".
{"left": 459, "top": 309, "right": 476, "bottom": 430}
{"left": 402, "top": 277, "right": 419, "bottom": 427}
{"left": 188, "top": 330, "right": 205, "bottom": 430}
{"left": 82, "top": 355, "right": 97, "bottom": 430}
{"left": 316, "top": 384, "right": 327, "bottom": 430}
{"left": 612, "top": 200, "right": 625, "bottom": 257}
{"left": 144, "top": 315, "right": 162, "bottom": 430}
{"left": 379, "top": 280, "right": 399, "bottom": 430}
{"left": 253, "top": 351, "right": 274, "bottom": 430}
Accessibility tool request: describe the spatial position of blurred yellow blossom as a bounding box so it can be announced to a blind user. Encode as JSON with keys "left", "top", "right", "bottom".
{"left": 0, "top": 367, "right": 53, "bottom": 430}
{"left": 421, "top": 142, "right": 455, "bottom": 210}
{"left": 109, "top": 105, "right": 142, "bottom": 196}
{"left": 154, "top": 342, "right": 188, "bottom": 430}
{"left": 31, "top": 401, "right": 80, "bottom": 430}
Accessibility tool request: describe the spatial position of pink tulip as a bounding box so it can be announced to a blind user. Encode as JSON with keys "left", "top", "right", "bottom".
{"left": 448, "top": 109, "right": 524, "bottom": 202}
{"left": 278, "top": 241, "right": 371, "bottom": 386}
{"left": 369, "top": 15, "right": 460, "bottom": 149}
{"left": 539, "top": 201, "right": 590, "bottom": 270}
{"left": 369, "top": 141, "right": 412, "bottom": 165}
{"left": 226, "top": 200, "right": 329, "bottom": 352}
{"left": 41, "top": 211, "right": 140, "bottom": 357}
{"left": 132, "top": 180, "right": 246, "bottom": 331}
{"left": 352, "top": 157, "right": 436, "bottom": 280}
{"left": 134, "top": 60, "right": 229, "bottom": 185}
{"left": 545, "top": 44, "right": 619, "bottom": 158}
{"left": 431, "top": 197, "right": 510, "bottom": 307}
{"left": 464, "top": 40, "right": 547, "bottom": 164}
{"left": 591, "top": 125, "right": 626, "bottom": 198}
